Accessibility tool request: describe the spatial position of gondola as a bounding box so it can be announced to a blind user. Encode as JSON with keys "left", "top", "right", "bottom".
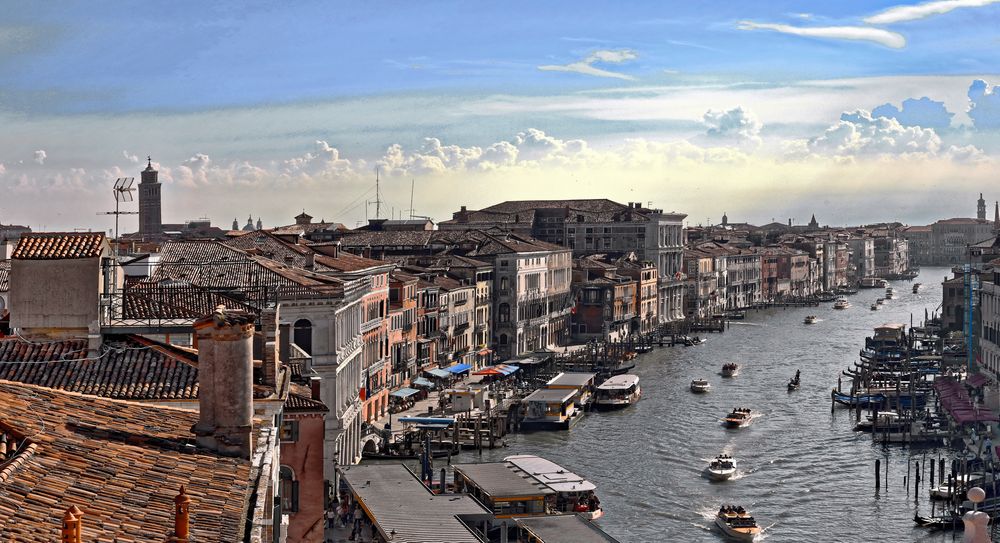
{"left": 362, "top": 448, "right": 454, "bottom": 461}
{"left": 830, "top": 389, "right": 886, "bottom": 407}
{"left": 787, "top": 379, "right": 800, "bottom": 391}
{"left": 913, "top": 512, "right": 965, "bottom": 530}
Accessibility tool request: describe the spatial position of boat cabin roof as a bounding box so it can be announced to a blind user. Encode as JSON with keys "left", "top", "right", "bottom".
{"left": 523, "top": 388, "right": 577, "bottom": 404}
{"left": 453, "top": 462, "right": 555, "bottom": 499}
{"left": 597, "top": 374, "right": 639, "bottom": 390}
{"left": 505, "top": 455, "right": 597, "bottom": 493}
{"left": 546, "top": 372, "right": 597, "bottom": 388}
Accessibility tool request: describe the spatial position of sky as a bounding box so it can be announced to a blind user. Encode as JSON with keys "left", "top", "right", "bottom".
{"left": 2, "top": 1, "right": 1000, "bottom": 232}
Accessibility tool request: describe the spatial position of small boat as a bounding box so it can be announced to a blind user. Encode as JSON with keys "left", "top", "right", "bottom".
{"left": 833, "top": 298, "right": 850, "bottom": 309}
{"left": 725, "top": 311, "right": 746, "bottom": 320}
{"left": 929, "top": 475, "right": 975, "bottom": 500}
{"left": 830, "top": 388, "right": 886, "bottom": 407}
{"left": 633, "top": 344, "right": 653, "bottom": 353}
{"left": 722, "top": 408, "right": 754, "bottom": 428}
{"left": 362, "top": 448, "right": 454, "bottom": 461}
{"left": 787, "top": 378, "right": 800, "bottom": 392}
{"left": 816, "top": 292, "right": 837, "bottom": 302}
{"left": 803, "top": 315, "right": 817, "bottom": 324}
{"left": 684, "top": 336, "right": 707, "bottom": 346}
{"left": 690, "top": 379, "right": 711, "bottom": 393}
{"left": 870, "top": 303, "right": 879, "bottom": 311}
{"left": 706, "top": 454, "right": 737, "bottom": 481}
{"left": 912, "top": 283, "right": 922, "bottom": 294}
{"left": 913, "top": 512, "right": 966, "bottom": 530}
{"left": 876, "top": 298, "right": 884, "bottom": 305}
{"left": 860, "top": 277, "right": 888, "bottom": 288}
{"left": 885, "top": 287, "right": 895, "bottom": 300}
{"left": 721, "top": 363, "right": 740, "bottom": 377}
{"left": 715, "top": 505, "right": 761, "bottom": 542}
{"left": 594, "top": 374, "right": 641, "bottom": 409}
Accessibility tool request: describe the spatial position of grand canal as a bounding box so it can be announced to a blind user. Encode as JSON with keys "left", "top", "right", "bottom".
{"left": 454, "top": 267, "right": 963, "bottom": 542}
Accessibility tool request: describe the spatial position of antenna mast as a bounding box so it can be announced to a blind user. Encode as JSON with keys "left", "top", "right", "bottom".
{"left": 375, "top": 168, "right": 382, "bottom": 219}
{"left": 96, "top": 177, "right": 137, "bottom": 252}
{"left": 409, "top": 179, "right": 415, "bottom": 220}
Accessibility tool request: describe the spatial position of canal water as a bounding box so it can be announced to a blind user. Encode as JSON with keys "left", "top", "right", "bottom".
{"left": 453, "top": 267, "right": 965, "bottom": 542}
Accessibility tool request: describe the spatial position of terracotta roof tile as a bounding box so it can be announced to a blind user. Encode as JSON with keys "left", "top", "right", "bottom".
{"left": 0, "top": 380, "right": 253, "bottom": 542}
{"left": 284, "top": 392, "right": 328, "bottom": 412}
{"left": 11, "top": 232, "right": 107, "bottom": 260}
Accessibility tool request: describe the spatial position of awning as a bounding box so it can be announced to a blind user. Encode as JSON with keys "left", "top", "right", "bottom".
{"left": 447, "top": 363, "right": 472, "bottom": 374}
{"left": 477, "top": 348, "right": 493, "bottom": 356}
{"left": 390, "top": 387, "right": 420, "bottom": 399}
{"left": 473, "top": 364, "right": 520, "bottom": 376}
{"left": 427, "top": 368, "right": 451, "bottom": 379}
{"left": 968, "top": 373, "right": 990, "bottom": 388}
{"left": 412, "top": 377, "right": 435, "bottom": 388}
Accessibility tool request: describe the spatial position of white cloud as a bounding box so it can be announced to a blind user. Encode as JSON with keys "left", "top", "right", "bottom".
{"left": 0, "top": 163, "right": 5, "bottom": 176}
{"left": 871, "top": 97, "right": 954, "bottom": 129}
{"left": 968, "top": 79, "right": 1000, "bottom": 130}
{"left": 736, "top": 21, "right": 906, "bottom": 49}
{"left": 122, "top": 150, "right": 139, "bottom": 164}
{"left": 864, "top": 0, "right": 1000, "bottom": 24}
{"left": 805, "top": 110, "right": 945, "bottom": 157}
{"left": 32, "top": 149, "right": 46, "bottom": 165}
{"left": 281, "top": 140, "right": 356, "bottom": 179}
{"left": 538, "top": 49, "right": 638, "bottom": 81}
{"left": 703, "top": 106, "right": 763, "bottom": 145}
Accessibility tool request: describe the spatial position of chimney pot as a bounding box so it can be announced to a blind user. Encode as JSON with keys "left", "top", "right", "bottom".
{"left": 174, "top": 486, "right": 191, "bottom": 542}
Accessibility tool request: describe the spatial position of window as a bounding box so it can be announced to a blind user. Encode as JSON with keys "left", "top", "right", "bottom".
{"left": 280, "top": 466, "right": 299, "bottom": 513}
{"left": 280, "top": 420, "right": 299, "bottom": 442}
{"left": 499, "top": 303, "right": 510, "bottom": 323}
{"left": 499, "top": 333, "right": 508, "bottom": 345}
{"left": 293, "top": 319, "right": 313, "bottom": 355}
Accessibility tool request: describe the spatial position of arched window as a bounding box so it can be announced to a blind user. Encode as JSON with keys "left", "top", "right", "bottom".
{"left": 498, "top": 303, "right": 510, "bottom": 323}
{"left": 280, "top": 465, "right": 298, "bottom": 513}
{"left": 499, "top": 334, "right": 508, "bottom": 345}
{"left": 293, "top": 319, "right": 312, "bottom": 355}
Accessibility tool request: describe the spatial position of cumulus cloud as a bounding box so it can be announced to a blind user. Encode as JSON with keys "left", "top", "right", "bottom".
{"left": 33, "top": 149, "right": 46, "bottom": 165}
{"left": 538, "top": 49, "right": 638, "bottom": 81}
{"left": 703, "top": 107, "right": 763, "bottom": 145}
{"left": 805, "top": 110, "right": 945, "bottom": 157}
{"left": 736, "top": 21, "right": 906, "bottom": 49}
{"left": 871, "top": 97, "right": 954, "bottom": 129}
{"left": 968, "top": 79, "right": 1000, "bottom": 130}
{"left": 281, "top": 140, "right": 355, "bottom": 178}
{"left": 864, "top": 0, "right": 1000, "bottom": 24}
{"left": 122, "top": 150, "right": 139, "bottom": 164}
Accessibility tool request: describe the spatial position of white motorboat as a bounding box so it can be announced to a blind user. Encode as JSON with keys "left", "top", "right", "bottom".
{"left": 870, "top": 303, "right": 879, "bottom": 311}
{"left": 833, "top": 298, "right": 850, "bottom": 309}
{"left": 690, "top": 379, "right": 711, "bottom": 393}
{"left": 721, "top": 363, "right": 740, "bottom": 377}
{"left": 803, "top": 315, "right": 817, "bottom": 324}
{"left": 715, "top": 505, "right": 761, "bottom": 542}
{"left": 876, "top": 298, "right": 884, "bottom": 305}
{"left": 722, "top": 408, "right": 755, "bottom": 428}
{"left": 706, "top": 454, "right": 737, "bottom": 481}
{"left": 594, "top": 374, "right": 641, "bottom": 409}
{"left": 885, "top": 287, "right": 895, "bottom": 300}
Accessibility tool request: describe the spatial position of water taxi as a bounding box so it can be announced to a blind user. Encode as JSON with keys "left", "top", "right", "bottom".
{"left": 885, "top": 287, "right": 895, "bottom": 300}
{"left": 690, "top": 379, "right": 711, "bottom": 393}
{"left": 912, "top": 283, "right": 922, "bottom": 294}
{"left": 860, "top": 277, "right": 888, "bottom": 288}
{"left": 833, "top": 298, "right": 850, "bottom": 309}
{"left": 722, "top": 408, "right": 754, "bottom": 428}
{"left": 803, "top": 315, "right": 817, "bottom": 324}
{"left": 715, "top": 505, "right": 761, "bottom": 541}
{"left": 876, "top": 298, "right": 884, "bottom": 305}
{"left": 593, "top": 374, "right": 640, "bottom": 409}
{"left": 870, "top": 303, "right": 880, "bottom": 311}
{"left": 721, "top": 363, "right": 740, "bottom": 377}
{"left": 706, "top": 454, "right": 737, "bottom": 481}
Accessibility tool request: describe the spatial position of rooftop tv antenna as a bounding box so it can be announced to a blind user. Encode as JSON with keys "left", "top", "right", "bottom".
{"left": 365, "top": 167, "right": 384, "bottom": 220}
{"left": 96, "top": 177, "right": 137, "bottom": 247}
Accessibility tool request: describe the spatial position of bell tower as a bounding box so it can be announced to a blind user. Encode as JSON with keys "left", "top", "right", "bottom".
{"left": 138, "top": 156, "right": 162, "bottom": 236}
{"left": 977, "top": 193, "right": 986, "bottom": 220}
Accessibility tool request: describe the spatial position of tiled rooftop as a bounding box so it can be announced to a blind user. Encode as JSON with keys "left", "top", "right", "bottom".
{"left": 11, "top": 232, "right": 107, "bottom": 260}
{"left": 284, "top": 392, "right": 329, "bottom": 412}
{"left": 0, "top": 380, "right": 253, "bottom": 542}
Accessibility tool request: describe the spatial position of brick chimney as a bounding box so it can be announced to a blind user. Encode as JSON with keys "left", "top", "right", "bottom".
{"left": 61, "top": 505, "right": 83, "bottom": 543}
{"left": 453, "top": 205, "right": 469, "bottom": 223}
{"left": 260, "top": 305, "right": 280, "bottom": 387}
{"left": 193, "top": 305, "right": 254, "bottom": 458}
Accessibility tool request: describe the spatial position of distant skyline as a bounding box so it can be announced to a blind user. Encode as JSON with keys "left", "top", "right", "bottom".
{"left": 2, "top": 1, "right": 1000, "bottom": 231}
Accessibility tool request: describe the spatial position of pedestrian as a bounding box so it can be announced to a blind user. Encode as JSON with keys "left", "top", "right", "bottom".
{"left": 326, "top": 508, "right": 336, "bottom": 529}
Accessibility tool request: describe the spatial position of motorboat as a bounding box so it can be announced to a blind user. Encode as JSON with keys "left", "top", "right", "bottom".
{"left": 803, "top": 315, "right": 817, "bottom": 324}
{"left": 715, "top": 505, "right": 761, "bottom": 542}
{"left": 690, "top": 379, "right": 711, "bottom": 393}
{"left": 912, "top": 283, "right": 922, "bottom": 294}
{"left": 684, "top": 336, "right": 707, "bottom": 346}
{"left": 594, "top": 374, "right": 641, "bottom": 409}
{"left": 913, "top": 511, "right": 965, "bottom": 530}
{"left": 706, "top": 454, "right": 737, "bottom": 481}
{"left": 721, "top": 363, "right": 740, "bottom": 377}
{"left": 860, "top": 277, "right": 888, "bottom": 288}
{"left": 929, "top": 475, "right": 975, "bottom": 500}
{"left": 885, "top": 287, "right": 895, "bottom": 300}
{"left": 722, "top": 408, "right": 755, "bottom": 428}
{"left": 870, "top": 303, "right": 880, "bottom": 311}
{"left": 876, "top": 298, "right": 884, "bottom": 305}
{"left": 833, "top": 298, "right": 850, "bottom": 310}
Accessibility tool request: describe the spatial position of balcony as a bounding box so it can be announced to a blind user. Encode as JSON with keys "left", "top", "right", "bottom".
{"left": 360, "top": 317, "right": 382, "bottom": 334}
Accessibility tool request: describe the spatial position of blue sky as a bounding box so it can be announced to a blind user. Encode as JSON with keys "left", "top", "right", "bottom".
{"left": 2, "top": 1, "right": 1000, "bottom": 230}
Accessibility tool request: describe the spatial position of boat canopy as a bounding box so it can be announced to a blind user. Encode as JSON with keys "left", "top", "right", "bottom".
{"left": 546, "top": 372, "right": 597, "bottom": 387}
{"left": 390, "top": 387, "right": 421, "bottom": 399}
{"left": 447, "top": 363, "right": 473, "bottom": 374}
{"left": 597, "top": 374, "right": 639, "bottom": 390}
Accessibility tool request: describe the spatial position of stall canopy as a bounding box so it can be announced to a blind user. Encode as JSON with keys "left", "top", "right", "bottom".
{"left": 447, "top": 363, "right": 473, "bottom": 374}
{"left": 412, "top": 377, "right": 435, "bottom": 388}
{"left": 390, "top": 387, "right": 420, "bottom": 399}
{"left": 968, "top": 373, "right": 990, "bottom": 388}
{"left": 473, "top": 364, "right": 520, "bottom": 376}
{"left": 427, "top": 368, "right": 451, "bottom": 379}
